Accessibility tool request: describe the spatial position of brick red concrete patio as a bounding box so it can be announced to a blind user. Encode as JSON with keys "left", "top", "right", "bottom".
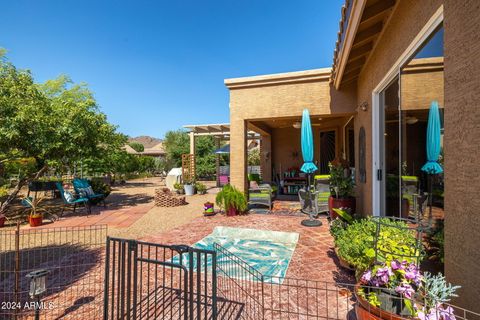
{"left": 143, "top": 213, "right": 354, "bottom": 283}
{"left": 23, "top": 203, "right": 153, "bottom": 230}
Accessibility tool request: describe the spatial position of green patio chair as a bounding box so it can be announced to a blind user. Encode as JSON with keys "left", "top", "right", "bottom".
{"left": 314, "top": 174, "right": 330, "bottom": 213}
{"left": 72, "top": 178, "right": 106, "bottom": 206}
{"left": 56, "top": 182, "right": 91, "bottom": 215}
{"left": 248, "top": 174, "right": 278, "bottom": 210}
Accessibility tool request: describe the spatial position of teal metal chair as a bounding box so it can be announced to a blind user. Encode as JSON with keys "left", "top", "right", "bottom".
{"left": 72, "top": 178, "right": 106, "bottom": 206}
{"left": 56, "top": 182, "right": 91, "bottom": 215}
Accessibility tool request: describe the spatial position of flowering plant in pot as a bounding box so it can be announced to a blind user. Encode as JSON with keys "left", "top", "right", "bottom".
{"left": 215, "top": 184, "right": 247, "bottom": 216}
{"left": 356, "top": 260, "right": 460, "bottom": 320}
{"left": 328, "top": 161, "right": 355, "bottom": 219}
{"left": 183, "top": 178, "right": 195, "bottom": 196}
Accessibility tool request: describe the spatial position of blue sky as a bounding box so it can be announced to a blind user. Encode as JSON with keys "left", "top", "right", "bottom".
{"left": 1, "top": 0, "right": 343, "bottom": 138}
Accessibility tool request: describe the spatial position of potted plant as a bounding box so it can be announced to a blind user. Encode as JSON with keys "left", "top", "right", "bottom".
{"left": 24, "top": 197, "right": 44, "bottom": 227}
{"left": 215, "top": 184, "right": 247, "bottom": 216}
{"left": 196, "top": 182, "right": 207, "bottom": 195}
{"left": 0, "top": 212, "right": 5, "bottom": 228}
{"left": 328, "top": 161, "right": 355, "bottom": 219}
{"left": 183, "top": 178, "right": 195, "bottom": 196}
{"left": 203, "top": 201, "right": 215, "bottom": 216}
{"left": 355, "top": 261, "right": 460, "bottom": 320}
{"left": 174, "top": 182, "right": 184, "bottom": 194}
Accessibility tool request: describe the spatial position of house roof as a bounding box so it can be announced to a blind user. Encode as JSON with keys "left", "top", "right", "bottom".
{"left": 141, "top": 142, "right": 165, "bottom": 156}
{"left": 331, "top": 0, "right": 397, "bottom": 89}
{"left": 224, "top": 68, "right": 331, "bottom": 89}
{"left": 123, "top": 144, "right": 139, "bottom": 154}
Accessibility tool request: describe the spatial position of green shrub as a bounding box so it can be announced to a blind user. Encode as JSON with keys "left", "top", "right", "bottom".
{"left": 215, "top": 184, "right": 247, "bottom": 212}
{"left": 195, "top": 182, "right": 207, "bottom": 194}
{"left": 334, "top": 218, "right": 420, "bottom": 275}
{"left": 329, "top": 218, "right": 347, "bottom": 239}
{"left": 89, "top": 179, "right": 111, "bottom": 204}
{"left": 427, "top": 219, "right": 444, "bottom": 263}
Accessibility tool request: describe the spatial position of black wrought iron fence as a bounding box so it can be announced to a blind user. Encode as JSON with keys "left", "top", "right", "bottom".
{"left": 0, "top": 224, "right": 106, "bottom": 320}
{"left": 213, "top": 243, "right": 480, "bottom": 320}
{"left": 103, "top": 237, "right": 218, "bottom": 320}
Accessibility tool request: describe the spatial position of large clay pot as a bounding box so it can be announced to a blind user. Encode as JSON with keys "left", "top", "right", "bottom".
{"left": 0, "top": 216, "right": 5, "bottom": 228}
{"left": 29, "top": 216, "right": 43, "bottom": 227}
{"left": 226, "top": 207, "right": 238, "bottom": 217}
{"left": 354, "top": 284, "right": 412, "bottom": 320}
{"left": 329, "top": 196, "right": 356, "bottom": 219}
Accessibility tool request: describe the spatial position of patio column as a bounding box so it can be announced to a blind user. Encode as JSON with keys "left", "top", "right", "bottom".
{"left": 260, "top": 135, "right": 272, "bottom": 182}
{"left": 189, "top": 131, "right": 195, "bottom": 155}
{"left": 230, "top": 118, "right": 248, "bottom": 192}
{"left": 215, "top": 137, "right": 220, "bottom": 187}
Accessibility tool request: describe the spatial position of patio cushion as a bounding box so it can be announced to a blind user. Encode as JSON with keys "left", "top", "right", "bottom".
{"left": 250, "top": 192, "right": 270, "bottom": 199}
{"left": 63, "top": 190, "right": 75, "bottom": 202}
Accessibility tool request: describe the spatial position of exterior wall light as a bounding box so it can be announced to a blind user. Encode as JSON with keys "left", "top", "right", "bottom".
{"left": 293, "top": 121, "right": 301, "bottom": 129}
{"left": 359, "top": 101, "right": 368, "bottom": 112}
{"left": 26, "top": 269, "right": 49, "bottom": 320}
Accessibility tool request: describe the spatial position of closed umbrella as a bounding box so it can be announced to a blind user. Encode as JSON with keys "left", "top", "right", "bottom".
{"left": 421, "top": 101, "right": 443, "bottom": 175}
{"left": 300, "top": 109, "right": 318, "bottom": 174}
{"left": 421, "top": 100, "right": 443, "bottom": 225}
{"left": 300, "top": 109, "right": 320, "bottom": 227}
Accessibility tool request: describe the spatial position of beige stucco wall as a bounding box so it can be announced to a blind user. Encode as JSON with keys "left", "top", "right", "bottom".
{"left": 355, "top": 0, "right": 443, "bottom": 215}
{"left": 444, "top": 0, "right": 480, "bottom": 312}
{"left": 227, "top": 70, "right": 357, "bottom": 191}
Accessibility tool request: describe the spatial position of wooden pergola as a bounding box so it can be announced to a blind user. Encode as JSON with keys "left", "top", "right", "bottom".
{"left": 183, "top": 123, "right": 259, "bottom": 185}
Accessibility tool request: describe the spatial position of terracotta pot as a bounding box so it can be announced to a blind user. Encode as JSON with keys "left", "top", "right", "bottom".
{"left": 0, "top": 216, "right": 5, "bottom": 228}
{"left": 29, "top": 216, "right": 43, "bottom": 227}
{"left": 226, "top": 207, "right": 238, "bottom": 217}
{"left": 334, "top": 247, "right": 355, "bottom": 271}
{"left": 329, "top": 196, "right": 356, "bottom": 219}
{"left": 354, "top": 284, "right": 411, "bottom": 320}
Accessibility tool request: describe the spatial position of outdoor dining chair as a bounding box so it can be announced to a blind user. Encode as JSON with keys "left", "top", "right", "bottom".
{"left": 56, "top": 182, "right": 91, "bottom": 215}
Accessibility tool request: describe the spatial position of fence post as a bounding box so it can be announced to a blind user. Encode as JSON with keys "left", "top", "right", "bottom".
{"left": 103, "top": 236, "right": 111, "bottom": 320}
{"left": 211, "top": 250, "right": 217, "bottom": 320}
{"left": 14, "top": 222, "right": 20, "bottom": 320}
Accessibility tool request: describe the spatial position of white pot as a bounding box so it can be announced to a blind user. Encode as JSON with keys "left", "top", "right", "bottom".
{"left": 184, "top": 184, "right": 195, "bottom": 196}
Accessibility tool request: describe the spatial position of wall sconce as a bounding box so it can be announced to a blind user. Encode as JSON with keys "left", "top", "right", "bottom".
{"left": 359, "top": 101, "right": 368, "bottom": 112}
{"left": 292, "top": 121, "right": 301, "bottom": 129}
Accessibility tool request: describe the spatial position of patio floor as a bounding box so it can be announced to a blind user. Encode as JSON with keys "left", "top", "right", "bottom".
{"left": 143, "top": 213, "right": 354, "bottom": 284}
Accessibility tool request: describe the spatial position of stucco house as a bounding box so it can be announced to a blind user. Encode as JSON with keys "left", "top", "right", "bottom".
{"left": 225, "top": 0, "right": 479, "bottom": 312}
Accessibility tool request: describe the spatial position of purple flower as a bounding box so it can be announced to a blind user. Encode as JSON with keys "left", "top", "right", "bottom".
{"left": 436, "top": 305, "right": 456, "bottom": 320}
{"left": 419, "top": 305, "right": 456, "bottom": 320}
{"left": 395, "top": 282, "right": 415, "bottom": 299}
{"left": 391, "top": 260, "right": 402, "bottom": 270}
{"left": 361, "top": 270, "right": 372, "bottom": 283}
{"left": 375, "top": 266, "right": 393, "bottom": 285}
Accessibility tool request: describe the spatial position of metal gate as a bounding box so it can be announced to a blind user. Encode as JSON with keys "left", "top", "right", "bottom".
{"left": 103, "top": 237, "right": 217, "bottom": 320}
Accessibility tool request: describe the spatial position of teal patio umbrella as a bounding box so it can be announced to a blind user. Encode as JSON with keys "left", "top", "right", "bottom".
{"left": 421, "top": 100, "right": 443, "bottom": 175}
{"left": 300, "top": 109, "right": 320, "bottom": 227}
{"left": 300, "top": 109, "right": 318, "bottom": 174}
{"left": 421, "top": 100, "right": 443, "bottom": 225}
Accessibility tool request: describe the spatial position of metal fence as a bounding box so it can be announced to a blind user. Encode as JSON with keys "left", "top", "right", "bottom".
{"left": 0, "top": 224, "right": 106, "bottom": 319}
{"left": 214, "top": 243, "right": 480, "bottom": 320}
{"left": 103, "top": 237, "right": 218, "bottom": 320}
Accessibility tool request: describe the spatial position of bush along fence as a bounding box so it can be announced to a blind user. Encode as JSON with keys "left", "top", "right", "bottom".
{"left": 0, "top": 224, "right": 107, "bottom": 319}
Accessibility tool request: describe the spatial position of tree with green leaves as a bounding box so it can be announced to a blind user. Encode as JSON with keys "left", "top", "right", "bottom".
{"left": 163, "top": 130, "right": 189, "bottom": 168}
{"left": 0, "top": 53, "right": 126, "bottom": 216}
{"left": 128, "top": 142, "right": 144, "bottom": 153}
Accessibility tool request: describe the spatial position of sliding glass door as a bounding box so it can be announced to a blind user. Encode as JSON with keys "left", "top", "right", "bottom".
{"left": 378, "top": 26, "right": 444, "bottom": 218}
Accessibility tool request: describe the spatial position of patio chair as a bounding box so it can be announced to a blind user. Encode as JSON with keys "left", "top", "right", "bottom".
{"left": 72, "top": 178, "right": 106, "bottom": 206}
{"left": 248, "top": 181, "right": 277, "bottom": 210}
{"left": 56, "top": 182, "right": 91, "bottom": 215}
{"left": 314, "top": 174, "right": 330, "bottom": 214}
{"left": 219, "top": 175, "right": 229, "bottom": 187}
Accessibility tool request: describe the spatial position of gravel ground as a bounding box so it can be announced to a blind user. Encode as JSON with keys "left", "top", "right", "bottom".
{"left": 108, "top": 178, "right": 218, "bottom": 239}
